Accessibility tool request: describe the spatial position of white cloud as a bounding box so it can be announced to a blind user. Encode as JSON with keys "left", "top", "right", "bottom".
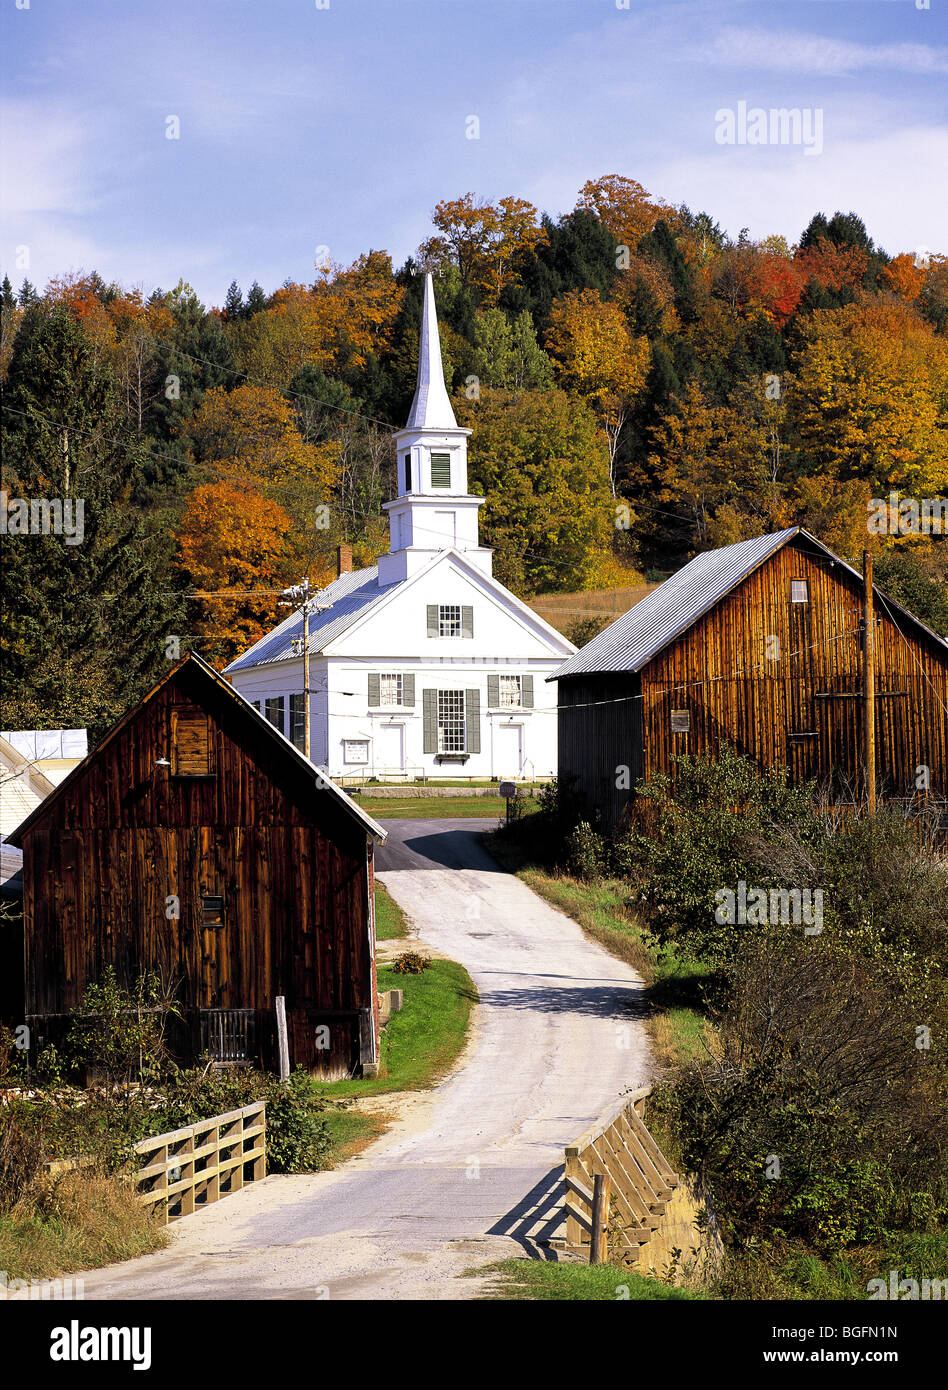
{"left": 696, "top": 28, "right": 948, "bottom": 77}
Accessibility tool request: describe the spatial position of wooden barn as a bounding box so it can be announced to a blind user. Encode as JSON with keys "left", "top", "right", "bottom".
{"left": 552, "top": 528, "right": 948, "bottom": 835}
{"left": 7, "top": 653, "right": 387, "bottom": 1077}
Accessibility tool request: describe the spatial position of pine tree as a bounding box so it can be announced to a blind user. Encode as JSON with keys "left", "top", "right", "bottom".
{"left": 223, "top": 280, "right": 243, "bottom": 320}
{"left": 244, "top": 281, "right": 267, "bottom": 317}
{"left": 1, "top": 304, "right": 184, "bottom": 737}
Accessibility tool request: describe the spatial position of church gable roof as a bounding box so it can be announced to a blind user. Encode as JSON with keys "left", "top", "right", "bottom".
{"left": 225, "top": 566, "right": 398, "bottom": 672}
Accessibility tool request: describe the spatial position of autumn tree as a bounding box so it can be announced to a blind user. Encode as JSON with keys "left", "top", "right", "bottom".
{"left": 418, "top": 194, "right": 545, "bottom": 304}
{"left": 787, "top": 301, "right": 948, "bottom": 495}
{"left": 174, "top": 480, "right": 298, "bottom": 663}
{"left": 459, "top": 387, "right": 614, "bottom": 594}
{"left": 576, "top": 175, "right": 672, "bottom": 256}
{"left": 545, "top": 288, "right": 650, "bottom": 493}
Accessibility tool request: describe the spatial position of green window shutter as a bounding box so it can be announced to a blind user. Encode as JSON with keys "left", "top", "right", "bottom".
{"left": 368, "top": 672, "right": 380, "bottom": 706}
{"left": 423, "top": 689, "right": 437, "bottom": 754}
{"left": 430, "top": 452, "right": 451, "bottom": 489}
{"left": 522, "top": 674, "right": 534, "bottom": 708}
{"left": 487, "top": 674, "right": 500, "bottom": 708}
{"left": 427, "top": 604, "right": 439, "bottom": 637}
{"left": 403, "top": 674, "right": 415, "bottom": 707}
{"left": 465, "top": 688, "right": 481, "bottom": 753}
{"left": 461, "top": 605, "right": 474, "bottom": 638}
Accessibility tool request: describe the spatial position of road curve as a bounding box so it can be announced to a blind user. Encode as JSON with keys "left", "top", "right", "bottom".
{"left": 80, "top": 820, "right": 651, "bottom": 1300}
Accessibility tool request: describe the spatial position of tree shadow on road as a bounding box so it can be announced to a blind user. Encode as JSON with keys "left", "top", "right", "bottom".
{"left": 476, "top": 979, "right": 649, "bottom": 1021}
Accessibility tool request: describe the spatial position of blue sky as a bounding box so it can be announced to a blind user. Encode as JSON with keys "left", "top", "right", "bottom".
{"left": 2, "top": 0, "right": 946, "bottom": 306}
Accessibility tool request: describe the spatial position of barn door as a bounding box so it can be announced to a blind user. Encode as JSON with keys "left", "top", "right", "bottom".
{"left": 817, "top": 693, "right": 864, "bottom": 803}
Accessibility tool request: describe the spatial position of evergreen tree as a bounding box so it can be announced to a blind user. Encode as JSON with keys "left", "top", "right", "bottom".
{"left": 1, "top": 304, "right": 183, "bottom": 737}
{"left": 223, "top": 280, "right": 244, "bottom": 321}
{"left": 244, "top": 281, "right": 267, "bottom": 317}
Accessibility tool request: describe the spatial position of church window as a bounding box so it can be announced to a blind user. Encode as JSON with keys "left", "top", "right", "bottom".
{"left": 430, "top": 452, "right": 451, "bottom": 489}
{"left": 439, "top": 604, "right": 462, "bottom": 638}
{"left": 437, "top": 690, "right": 466, "bottom": 753}
{"left": 499, "top": 675, "right": 522, "bottom": 708}
{"left": 379, "top": 674, "right": 403, "bottom": 706}
{"left": 265, "top": 696, "right": 285, "bottom": 734}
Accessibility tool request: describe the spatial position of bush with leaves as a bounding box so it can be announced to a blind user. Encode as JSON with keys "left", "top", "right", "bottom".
{"left": 65, "top": 966, "right": 181, "bottom": 1086}
{"left": 152, "top": 1066, "right": 330, "bottom": 1173}
{"left": 660, "top": 929, "right": 948, "bottom": 1254}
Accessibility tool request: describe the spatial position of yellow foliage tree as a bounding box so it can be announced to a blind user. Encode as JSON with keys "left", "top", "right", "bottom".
{"left": 545, "top": 289, "right": 650, "bottom": 494}
{"left": 787, "top": 301, "right": 948, "bottom": 495}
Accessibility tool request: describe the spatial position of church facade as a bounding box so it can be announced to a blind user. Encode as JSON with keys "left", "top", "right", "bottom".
{"left": 225, "top": 274, "right": 574, "bottom": 782}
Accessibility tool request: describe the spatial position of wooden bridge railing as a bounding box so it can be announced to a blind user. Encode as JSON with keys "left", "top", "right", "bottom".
{"left": 133, "top": 1101, "right": 266, "bottom": 1224}
{"left": 564, "top": 1085, "right": 720, "bottom": 1277}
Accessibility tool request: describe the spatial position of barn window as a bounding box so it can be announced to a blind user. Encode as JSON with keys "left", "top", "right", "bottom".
{"left": 430, "top": 452, "right": 452, "bottom": 489}
{"left": 171, "top": 710, "right": 214, "bottom": 776}
{"left": 265, "top": 696, "right": 285, "bottom": 734}
{"left": 201, "top": 895, "right": 225, "bottom": 927}
{"left": 670, "top": 709, "right": 691, "bottom": 734}
{"left": 791, "top": 579, "right": 809, "bottom": 604}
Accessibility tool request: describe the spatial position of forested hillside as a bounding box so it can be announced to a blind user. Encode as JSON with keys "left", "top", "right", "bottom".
{"left": 2, "top": 175, "right": 946, "bottom": 738}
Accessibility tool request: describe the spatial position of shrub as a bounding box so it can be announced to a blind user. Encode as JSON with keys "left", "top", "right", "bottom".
{"left": 661, "top": 931, "right": 948, "bottom": 1254}
{"left": 392, "top": 951, "right": 431, "bottom": 975}
{"left": 65, "top": 966, "right": 181, "bottom": 1086}
{"left": 153, "top": 1066, "right": 330, "bottom": 1174}
{"left": 565, "top": 821, "right": 608, "bottom": 880}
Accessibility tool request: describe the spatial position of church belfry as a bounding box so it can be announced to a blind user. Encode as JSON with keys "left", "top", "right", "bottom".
{"left": 378, "top": 273, "right": 492, "bottom": 583}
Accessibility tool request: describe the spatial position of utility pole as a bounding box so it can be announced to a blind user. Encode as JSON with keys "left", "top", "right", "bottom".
{"left": 280, "top": 578, "right": 326, "bottom": 762}
{"left": 863, "top": 549, "right": 876, "bottom": 815}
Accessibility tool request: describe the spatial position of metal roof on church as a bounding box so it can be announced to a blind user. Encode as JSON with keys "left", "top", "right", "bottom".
{"left": 225, "top": 566, "right": 399, "bottom": 672}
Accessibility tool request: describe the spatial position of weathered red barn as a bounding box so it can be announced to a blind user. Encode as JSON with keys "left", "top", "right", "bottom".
{"left": 7, "top": 653, "right": 387, "bottom": 1077}
{"left": 553, "top": 529, "right": 948, "bottom": 835}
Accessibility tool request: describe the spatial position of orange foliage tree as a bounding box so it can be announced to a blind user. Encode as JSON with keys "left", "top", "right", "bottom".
{"left": 418, "top": 194, "right": 546, "bottom": 303}
{"left": 175, "top": 480, "right": 298, "bottom": 663}
{"left": 575, "top": 175, "right": 673, "bottom": 254}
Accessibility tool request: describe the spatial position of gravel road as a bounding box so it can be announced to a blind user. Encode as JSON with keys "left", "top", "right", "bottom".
{"left": 80, "top": 819, "right": 651, "bottom": 1300}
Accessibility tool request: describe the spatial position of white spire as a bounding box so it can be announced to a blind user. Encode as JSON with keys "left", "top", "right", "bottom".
{"left": 405, "top": 273, "right": 457, "bottom": 430}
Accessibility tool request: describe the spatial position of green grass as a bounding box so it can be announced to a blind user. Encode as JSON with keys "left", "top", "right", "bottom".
{"left": 312, "top": 958, "right": 477, "bottom": 1102}
{"left": 318, "top": 1106, "right": 390, "bottom": 1169}
{"left": 365, "top": 795, "right": 538, "bottom": 819}
{"left": 374, "top": 881, "right": 408, "bottom": 940}
{"left": 473, "top": 1258, "right": 705, "bottom": 1300}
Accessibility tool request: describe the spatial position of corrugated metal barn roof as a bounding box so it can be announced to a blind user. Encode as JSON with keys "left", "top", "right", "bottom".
{"left": 225, "top": 566, "right": 399, "bottom": 673}
{"left": 551, "top": 528, "right": 801, "bottom": 679}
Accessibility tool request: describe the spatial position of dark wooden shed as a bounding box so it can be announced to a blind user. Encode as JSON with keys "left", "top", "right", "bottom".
{"left": 7, "top": 653, "right": 387, "bottom": 1077}
{"left": 552, "top": 529, "right": 948, "bottom": 835}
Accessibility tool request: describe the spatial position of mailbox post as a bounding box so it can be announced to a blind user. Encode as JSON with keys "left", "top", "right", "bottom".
{"left": 499, "top": 780, "right": 517, "bottom": 825}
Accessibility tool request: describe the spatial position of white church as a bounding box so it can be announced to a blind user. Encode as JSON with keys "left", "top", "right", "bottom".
{"left": 225, "top": 274, "right": 575, "bottom": 781}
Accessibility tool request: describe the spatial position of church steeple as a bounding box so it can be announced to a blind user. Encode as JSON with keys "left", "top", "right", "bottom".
{"left": 378, "top": 273, "right": 492, "bottom": 583}
{"left": 405, "top": 273, "right": 458, "bottom": 431}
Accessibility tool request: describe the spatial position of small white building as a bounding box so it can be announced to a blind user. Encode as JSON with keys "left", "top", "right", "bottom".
{"left": 225, "top": 274, "right": 574, "bottom": 781}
